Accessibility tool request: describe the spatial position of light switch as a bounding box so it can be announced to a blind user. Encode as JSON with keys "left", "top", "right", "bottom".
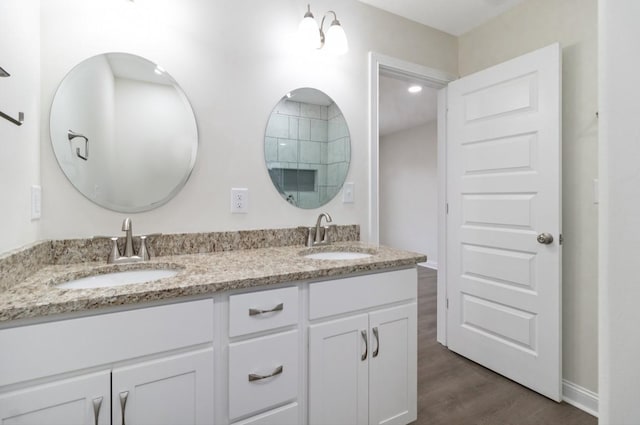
{"left": 31, "top": 185, "right": 41, "bottom": 220}
{"left": 342, "top": 182, "right": 354, "bottom": 203}
{"left": 231, "top": 188, "right": 249, "bottom": 213}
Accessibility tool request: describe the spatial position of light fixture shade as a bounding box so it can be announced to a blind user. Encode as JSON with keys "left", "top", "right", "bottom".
{"left": 299, "top": 16, "right": 320, "bottom": 50}
{"left": 325, "top": 22, "right": 348, "bottom": 55}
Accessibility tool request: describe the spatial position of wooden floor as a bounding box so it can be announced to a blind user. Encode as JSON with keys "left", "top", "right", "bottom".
{"left": 414, "top": 267, "right": 596, "bottom": 425}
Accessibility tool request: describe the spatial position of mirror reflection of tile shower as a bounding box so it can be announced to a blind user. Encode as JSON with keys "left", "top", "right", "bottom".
{"left": 265, "top": 88, "right": 350, "bottom": 209}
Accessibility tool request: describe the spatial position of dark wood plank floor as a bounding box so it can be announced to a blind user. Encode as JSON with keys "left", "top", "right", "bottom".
{"left": 414, "top": 266, "right": 597, "bottom": 425}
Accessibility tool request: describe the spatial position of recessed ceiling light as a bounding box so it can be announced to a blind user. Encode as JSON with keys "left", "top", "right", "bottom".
{"left": 408, "top": 85, "right": 422, "bottom": 94}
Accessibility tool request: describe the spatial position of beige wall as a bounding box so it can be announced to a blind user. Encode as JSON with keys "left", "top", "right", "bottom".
{"left": 459, "top": 0, "right": 598, "bottom": 392}
{"left": 35, "top": 0, "right": 457, "bottom": 243}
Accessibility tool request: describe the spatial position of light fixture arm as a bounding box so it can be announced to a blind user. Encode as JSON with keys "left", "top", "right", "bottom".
{"left": 318, "top": 11, "right": 339, "bottom": 49}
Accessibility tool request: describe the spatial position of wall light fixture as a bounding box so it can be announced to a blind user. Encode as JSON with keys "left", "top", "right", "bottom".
{"left": 298, "top": 4, "right": 348, "bottom": 55}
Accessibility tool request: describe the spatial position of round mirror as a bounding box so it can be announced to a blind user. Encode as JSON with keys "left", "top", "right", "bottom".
{"left": 50, "top": 53, "right": 198, "bottom": 212}
{"left": 264, "top": 88, "right": 351, "bottom": 209}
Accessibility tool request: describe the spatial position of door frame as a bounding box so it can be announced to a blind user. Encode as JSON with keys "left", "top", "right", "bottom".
{"left": 368, "top": 52, "right": 456, "bottom": 344}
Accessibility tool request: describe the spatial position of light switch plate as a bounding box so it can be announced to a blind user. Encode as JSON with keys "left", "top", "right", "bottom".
{"left": 342, "top": 182, "right": 354, "bottom": 203}
{"left": 231, "top": 188, "right": 249, "bottom": 213}
{"left": 31, "top": 185, "right": 41, "bottom": 220}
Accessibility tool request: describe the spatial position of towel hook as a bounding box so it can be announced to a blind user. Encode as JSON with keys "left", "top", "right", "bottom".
{"left": 0, "top": 66, "right": 25, "bottom": 127}
{"left": 68, "top": 130, "right": 89, "bottom": 161}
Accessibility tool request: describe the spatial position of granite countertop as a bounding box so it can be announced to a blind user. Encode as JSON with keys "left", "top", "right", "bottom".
{"left": 0, "top": 242, "right": 425, "bottom": 323}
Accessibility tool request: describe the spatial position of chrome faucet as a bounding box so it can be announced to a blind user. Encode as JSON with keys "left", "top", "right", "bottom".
{"left": 306, "top": 213, "right": 334, "bottom": 247}
{"left": 122, "top": 217, "right": 134, "bottom": 258}
{"left": 106, "top": 217, "right": 151, "bottom": 264}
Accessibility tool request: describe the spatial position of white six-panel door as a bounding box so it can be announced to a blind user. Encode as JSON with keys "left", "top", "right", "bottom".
{"left": 446, "top": 43, "right": 562, "bottom": 401}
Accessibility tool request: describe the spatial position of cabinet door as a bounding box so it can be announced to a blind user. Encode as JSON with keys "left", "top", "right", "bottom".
{"left": 112, "top": 348, "right": 213, "bottom": 425}
{"left": 368, "top": 304, "right": 417, "bottom": 425}
{"left": 0, "top": 370, "right": 110, "bottom": 425}
{"left": 309, "top": 314, "right": 369, "bottom": 425}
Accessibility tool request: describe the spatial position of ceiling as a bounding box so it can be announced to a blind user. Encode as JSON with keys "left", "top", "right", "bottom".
{"left": 358, "top": 0, "right": 527, "bottom": 36}
{"left": 379, "top": 75, "right": 438, "bottom": 137}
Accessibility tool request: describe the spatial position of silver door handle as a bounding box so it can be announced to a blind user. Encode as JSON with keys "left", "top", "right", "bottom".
{"left": 372, "top": 327, "right": 380, "bottom": 358}
{"left": 92, "top": 397, "right": 103, "bottom": 425}
{"left": 249, "top": 303, "right": 284, "bottom": 316}
{"left": 537, "top": 233, "right": 554, "bottom": 244}
{"left": 361, "top": 330, "right": 368, "bottom": 361}
{"left": 119, "top": 391, "right": 129, "bottom": 425}
{"left": 248, "top": 365, "right": 284, "bottom": 381}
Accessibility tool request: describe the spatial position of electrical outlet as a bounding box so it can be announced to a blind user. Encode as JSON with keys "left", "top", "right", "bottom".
{"left": 231, "top": 188, "right": 249, "bottom": 213}
{"left": 31, "top": 185, "right": 41, "bottom": 220}
{"left": 342, "top": 182, "right": 354, "bottom": 203}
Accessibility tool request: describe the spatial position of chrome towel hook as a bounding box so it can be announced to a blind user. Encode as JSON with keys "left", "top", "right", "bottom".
{"left": 68, "top": 130, "right": 89, "bottom": 160}
{"left": 0, "top": 65, "right": 25, "bottom": 126}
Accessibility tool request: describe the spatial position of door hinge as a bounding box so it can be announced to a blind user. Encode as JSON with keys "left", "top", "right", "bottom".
{"left": 446, "top": 203, "right": 449, "bottom": 214}
{"left": 559, "top": 234, "right": 563, "bottom": 245}
{"left": 446, "top": 298, "right": 449, "bottom": 309}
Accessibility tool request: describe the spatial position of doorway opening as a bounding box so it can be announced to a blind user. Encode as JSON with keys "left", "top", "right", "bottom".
{"left": 368, "top": 52, "right": 454, "bottom": 344}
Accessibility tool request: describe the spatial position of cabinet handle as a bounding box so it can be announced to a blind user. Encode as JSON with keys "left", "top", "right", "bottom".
{"left": 119, "top": 391, "right": 129, "bottom": 425}
{"left": 372, "top": 327, "right": 380, "bottom": 358}
{"left": 361, "top": 330, "right": 368, "bottom": 361}
{"left": 249, "top": 303, "right": 284, "bottom": 316}
{"left": 248, "top": 365, "right": 284, "bottom": 382}
{"left": 92, "top": 396, "right": 103, "bottom": 425}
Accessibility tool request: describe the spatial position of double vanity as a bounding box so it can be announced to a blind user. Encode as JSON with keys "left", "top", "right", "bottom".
{"left": 0, "top": 225, "right": 424, "bottom": 425}
{"left": 0, "top": 50, "right": 424, "bottom": 424}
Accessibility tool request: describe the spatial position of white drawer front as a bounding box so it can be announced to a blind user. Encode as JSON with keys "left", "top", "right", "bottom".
{"left": 233, "top": 402, "right": 299, "bottom": 425}
{"left": 0, "top": 299, "right": 214, "bottom": 387}
{"left": 229, "top": 286, "right": 298, "bottom": 337}
{"left": 228, "top": 331, "right": 298, "bottom": 420}
{"left": 309, "top": 268, "right": 417, "bottom": 320}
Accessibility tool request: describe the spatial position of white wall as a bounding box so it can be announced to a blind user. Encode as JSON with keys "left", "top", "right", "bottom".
{"left": 380, "top": 121, "right": 437, "bottom": 265}
{"left": 458, "top": 0, "right": 599, "bottom": 394}
{"left": 599, "top": 2, "right": 640, "bottom": 423}
{"left": 36, "top": 0, "right": 457, "bottom": 242}
{"left": 0, "top": 0, "right": 41, "bottom": 254}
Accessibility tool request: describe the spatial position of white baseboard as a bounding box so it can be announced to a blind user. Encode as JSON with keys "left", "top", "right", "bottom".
{"left": 418, "top": 260, "right": 438, "bottom": 270}
{"left": 562, "top": 379, "right": 598, "bottom": 417}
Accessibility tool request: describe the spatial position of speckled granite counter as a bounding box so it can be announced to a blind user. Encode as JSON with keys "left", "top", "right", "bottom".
{"left": 0, "top": 242, "right": 425, "bottom": 323}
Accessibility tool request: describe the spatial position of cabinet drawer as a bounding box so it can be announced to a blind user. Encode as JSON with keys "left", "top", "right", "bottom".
{"left": 233, "top": 402, "right": 299, "bottom": 425}
{"left": 309, "top": 268, "right": 417, "bottom": 320}
{"left": 229, "top": 286, "right": 298, "bottom": 337}
{"left": 228, "top": 331, "right": 298, "bottom": 420}
{"left": 0, "top": 299, "right": 214, "bottom": 387}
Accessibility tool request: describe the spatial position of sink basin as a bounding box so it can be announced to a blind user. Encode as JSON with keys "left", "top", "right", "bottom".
{"left": 300, "top": 247, "right": 375, "bottom": 260}
{"left": 303, "top": 251, "right": 373, "bottom": 260}
{"left": 57, "top": 269, "right": 179, "bottom": 289}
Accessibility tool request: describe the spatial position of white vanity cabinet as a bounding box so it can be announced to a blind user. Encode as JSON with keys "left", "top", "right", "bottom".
{"left": 308, "top": 269, "right": 418, "bottom": 425}
{"left": 227, "top": 286, "right": 300, "bottom": 424}
{"left": 0, "top": 371, "right": 110, "bottom": 425}
{"left": 112, "top": 348, "right": 214, "bottom": 425}
{"left": 0, "top": 299, "right": 215, "bottom": 425}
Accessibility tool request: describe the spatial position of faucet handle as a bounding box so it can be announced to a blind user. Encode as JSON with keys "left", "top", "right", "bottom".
{"left": 107, "top": 237, "right": 121, "bottom": 264}
{"left": 138, "top": 236, "right": 150, "bottom": 261}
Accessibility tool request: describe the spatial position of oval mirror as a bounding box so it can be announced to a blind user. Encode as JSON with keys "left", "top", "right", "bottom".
{"left": 50, "top": 52, "right": 198, "bottom": 212}
{"left": 264, "top": 88, "right": 351, "bottom": 209}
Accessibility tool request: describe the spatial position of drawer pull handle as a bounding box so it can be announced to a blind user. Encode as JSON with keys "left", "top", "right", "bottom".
{"left": 249, "top": 303, "right": 284, "bottom": 316}
{"left": 248, "top": 365, "right": 284, "bottom": 382}
{"left": 361, "top": 330, "right": 368, "bottom": 361}
{"left": 119, "top": 391, "right": 129, "bottom": 425}
{"left": 92, "top": 396, "right": 103, "bottom": 425}
{"left": 372, "top": 327, "right": 380, "bottom": 358}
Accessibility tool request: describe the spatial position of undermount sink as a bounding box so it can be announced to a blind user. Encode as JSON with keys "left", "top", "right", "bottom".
{"left": 303, "top": 251, "right": 373, "bottom": 260}
{"left": 56, "top": 269, "right": 179, "bottom": 290}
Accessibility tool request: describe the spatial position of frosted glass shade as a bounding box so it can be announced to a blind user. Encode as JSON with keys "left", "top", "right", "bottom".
{"left": 298, "top": 16, "right": 320, "bottom": 50}
{"left": 325, "top": 23, "right": 348, "bottom": 55}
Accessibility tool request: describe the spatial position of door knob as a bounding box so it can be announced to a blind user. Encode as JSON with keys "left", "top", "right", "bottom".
{"left": 537, "top": 233, "right": 554, "bottom": 244}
